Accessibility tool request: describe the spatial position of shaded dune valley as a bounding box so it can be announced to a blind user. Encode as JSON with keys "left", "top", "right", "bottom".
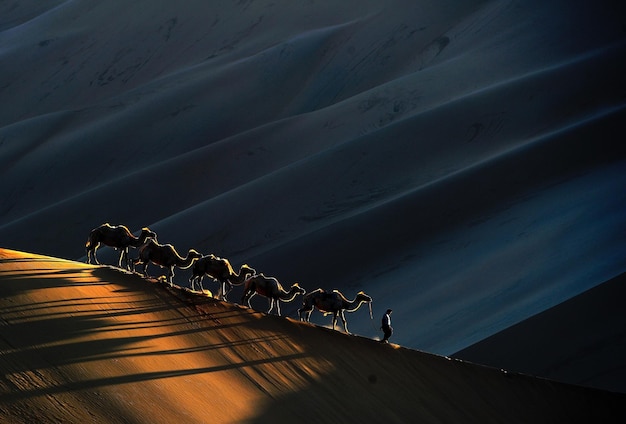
{"left": 453, "top": 271, "right": 626, "bottom": 395}
{"left": 0, "top": 248, "right": 625, "bottom": 423}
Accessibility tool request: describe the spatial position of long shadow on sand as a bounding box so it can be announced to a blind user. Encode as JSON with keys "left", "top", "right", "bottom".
{"left": 0, "top": 261, "right": 308, "bottom": 409}
{"left": 0, "top": 351, "right": 308, "bottom": 404}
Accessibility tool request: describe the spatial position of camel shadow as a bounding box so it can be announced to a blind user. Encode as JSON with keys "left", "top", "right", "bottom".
{"left": 0, "top": 261, "right": 310, "bottom": 410}
{"left": 0, "top": 351, "right": 309, "bottom": 405}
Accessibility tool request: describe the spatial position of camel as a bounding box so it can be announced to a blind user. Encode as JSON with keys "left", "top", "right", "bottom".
{"left": 241, "top": 273, "right": 306, "bottom": 316}
{"left": 132, "top": 239, "right": 202, "bottom": 286}
{"left": 189, "top": 254, "right": 255, "bottom": 300}
{"left": 298, "top": 288, "right": 373, "bottom": 334}
{"left": 86, "top": 223, "right": 157, "bottom": 270}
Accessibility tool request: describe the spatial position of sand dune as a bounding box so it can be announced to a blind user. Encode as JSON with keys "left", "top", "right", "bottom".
{"left": 0, "top": 248, "right": 624, "bottom": 423}
{"left": 454, "top": 272, "right": 626, "bottom": 394}
{"left": 1, "top": 0, "right": 626, "bottom": 392}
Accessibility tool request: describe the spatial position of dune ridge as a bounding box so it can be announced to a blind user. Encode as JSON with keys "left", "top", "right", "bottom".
{"left": 1, "top": 248, "right": 625, "bottom": 423}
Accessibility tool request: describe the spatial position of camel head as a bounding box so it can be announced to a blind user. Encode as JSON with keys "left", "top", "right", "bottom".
{"left": 356, "top": 291, "right": 372, "bottom": 303}
{"left": 140, "top": 227, "right": 158, "bottom": 243}
{"left": 291, "top": 283, "right": 306, "bottom": 296}
{"left": 188, "top": 249, "right": 203, "bottom": 260}
{"left": 240, "top": 264, "right": 256, "bottom": 275}
{"left": 356, "top": 291, "right": 371, "bottom": 301}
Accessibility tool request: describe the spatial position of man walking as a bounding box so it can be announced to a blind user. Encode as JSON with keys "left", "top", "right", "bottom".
{"left": 381, "top": 309, "right": 393, "bottom": 343}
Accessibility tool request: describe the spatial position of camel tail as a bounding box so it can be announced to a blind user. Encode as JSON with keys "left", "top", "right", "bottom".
{"left": 85, "top": 237, "right": 95, "bottom": 264}
{"left": 86, "top": 228, "right": 99, "bottom": 250}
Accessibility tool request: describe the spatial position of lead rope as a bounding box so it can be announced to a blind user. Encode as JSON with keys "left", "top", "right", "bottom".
{"left": 369, "top": 302, "right": 380, "bottom": 335}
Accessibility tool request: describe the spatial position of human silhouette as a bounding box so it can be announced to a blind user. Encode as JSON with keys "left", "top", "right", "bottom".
{"left": 381, "top": 309, "right": 393, "bottom": 343}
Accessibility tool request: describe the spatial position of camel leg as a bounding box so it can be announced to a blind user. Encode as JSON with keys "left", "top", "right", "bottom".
{"left": 246, "top": 291, "right": 256, "bottom": 308}
{"left": 298, "top": 306, "right": 312, "bottom": 321}
{"left": 216, "top": 281, "right": 226, "bottom": 301}
{"left": 189, "top": 274, "right": 202, "bottom": 292}
{"left": 117, "top": 249, "right": 124, "bottom": 268}
{"left": 221, "top": 281, "right": 233, "bottom": 301}
{"left": 268, "top": 299, "right": 282, "bottom": 316}
{"left": 86, "top": 239, "right": 98, "bottom": 265}
{"left": 120, "top": 248, "right": 131, "bottom": 270}
{"left": 122, "top": 248, "right": 131, "bottom": 270}
{"left": 92, "top": 245, "right": 101, "bottom": 265}
{"left": 168, "top": 267, "right": 175, "bottom": 287}
{"left": 197, "top": 275, "right": 205, "bottom": 292}
{"left": 339, "top": 310, "right": 349, "bottom": 334}
{"left": 131, "top": 257, "right": 140, "bottom": 273}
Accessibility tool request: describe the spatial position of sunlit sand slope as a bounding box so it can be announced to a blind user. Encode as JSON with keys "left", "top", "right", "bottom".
{"left": 0, "top": 248, "right": 624, "bottom": 423}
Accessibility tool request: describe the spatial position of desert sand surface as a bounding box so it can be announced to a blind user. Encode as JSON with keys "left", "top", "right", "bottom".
{"left": 1, "top": 0, "right": 626, "bottom": 401}
{"left": 1, "top": 248, "right": 625, "bottom": 424}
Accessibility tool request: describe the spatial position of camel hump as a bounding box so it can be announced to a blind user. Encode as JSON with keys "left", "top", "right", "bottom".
{"left": 163, "top": 243, "right": 182, "bottom": 256}
{"left": 331, "top": 289, "right": 348, "bottom": 302}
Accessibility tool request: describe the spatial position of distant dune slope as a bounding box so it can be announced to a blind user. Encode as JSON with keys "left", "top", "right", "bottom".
{"left": 454, "top": 272, "right": 626, "bottom": 394}
{"left": 1, "top": 248, "right": 625, "bottom": 423}
{"left": 1, "top": 0, "right": 625, "bottom": 359}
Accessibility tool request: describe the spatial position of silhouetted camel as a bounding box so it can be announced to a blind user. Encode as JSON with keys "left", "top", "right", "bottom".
{"left": 86, "top": 223, "right": 156, "bottom": 270}
{"left": 241, "top": 273, "right": 305, "bottom": 316}
{"left": 189, "top": 254, "right": 255, "bottom": 300}
{"left": 298, "top": 289, "right": 372, "bottom": 333}
{"left": 133, "top": 239, "right": 202, "bottom": 286}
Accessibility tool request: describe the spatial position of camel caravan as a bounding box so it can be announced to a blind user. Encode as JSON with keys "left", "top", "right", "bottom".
{"left": 85, "top": 223, "right": 374, "bottom": 334}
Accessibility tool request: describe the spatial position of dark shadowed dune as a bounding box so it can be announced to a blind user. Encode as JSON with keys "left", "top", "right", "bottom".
{"left": 454, "top": 272, "right": 626, "bottom": 394}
